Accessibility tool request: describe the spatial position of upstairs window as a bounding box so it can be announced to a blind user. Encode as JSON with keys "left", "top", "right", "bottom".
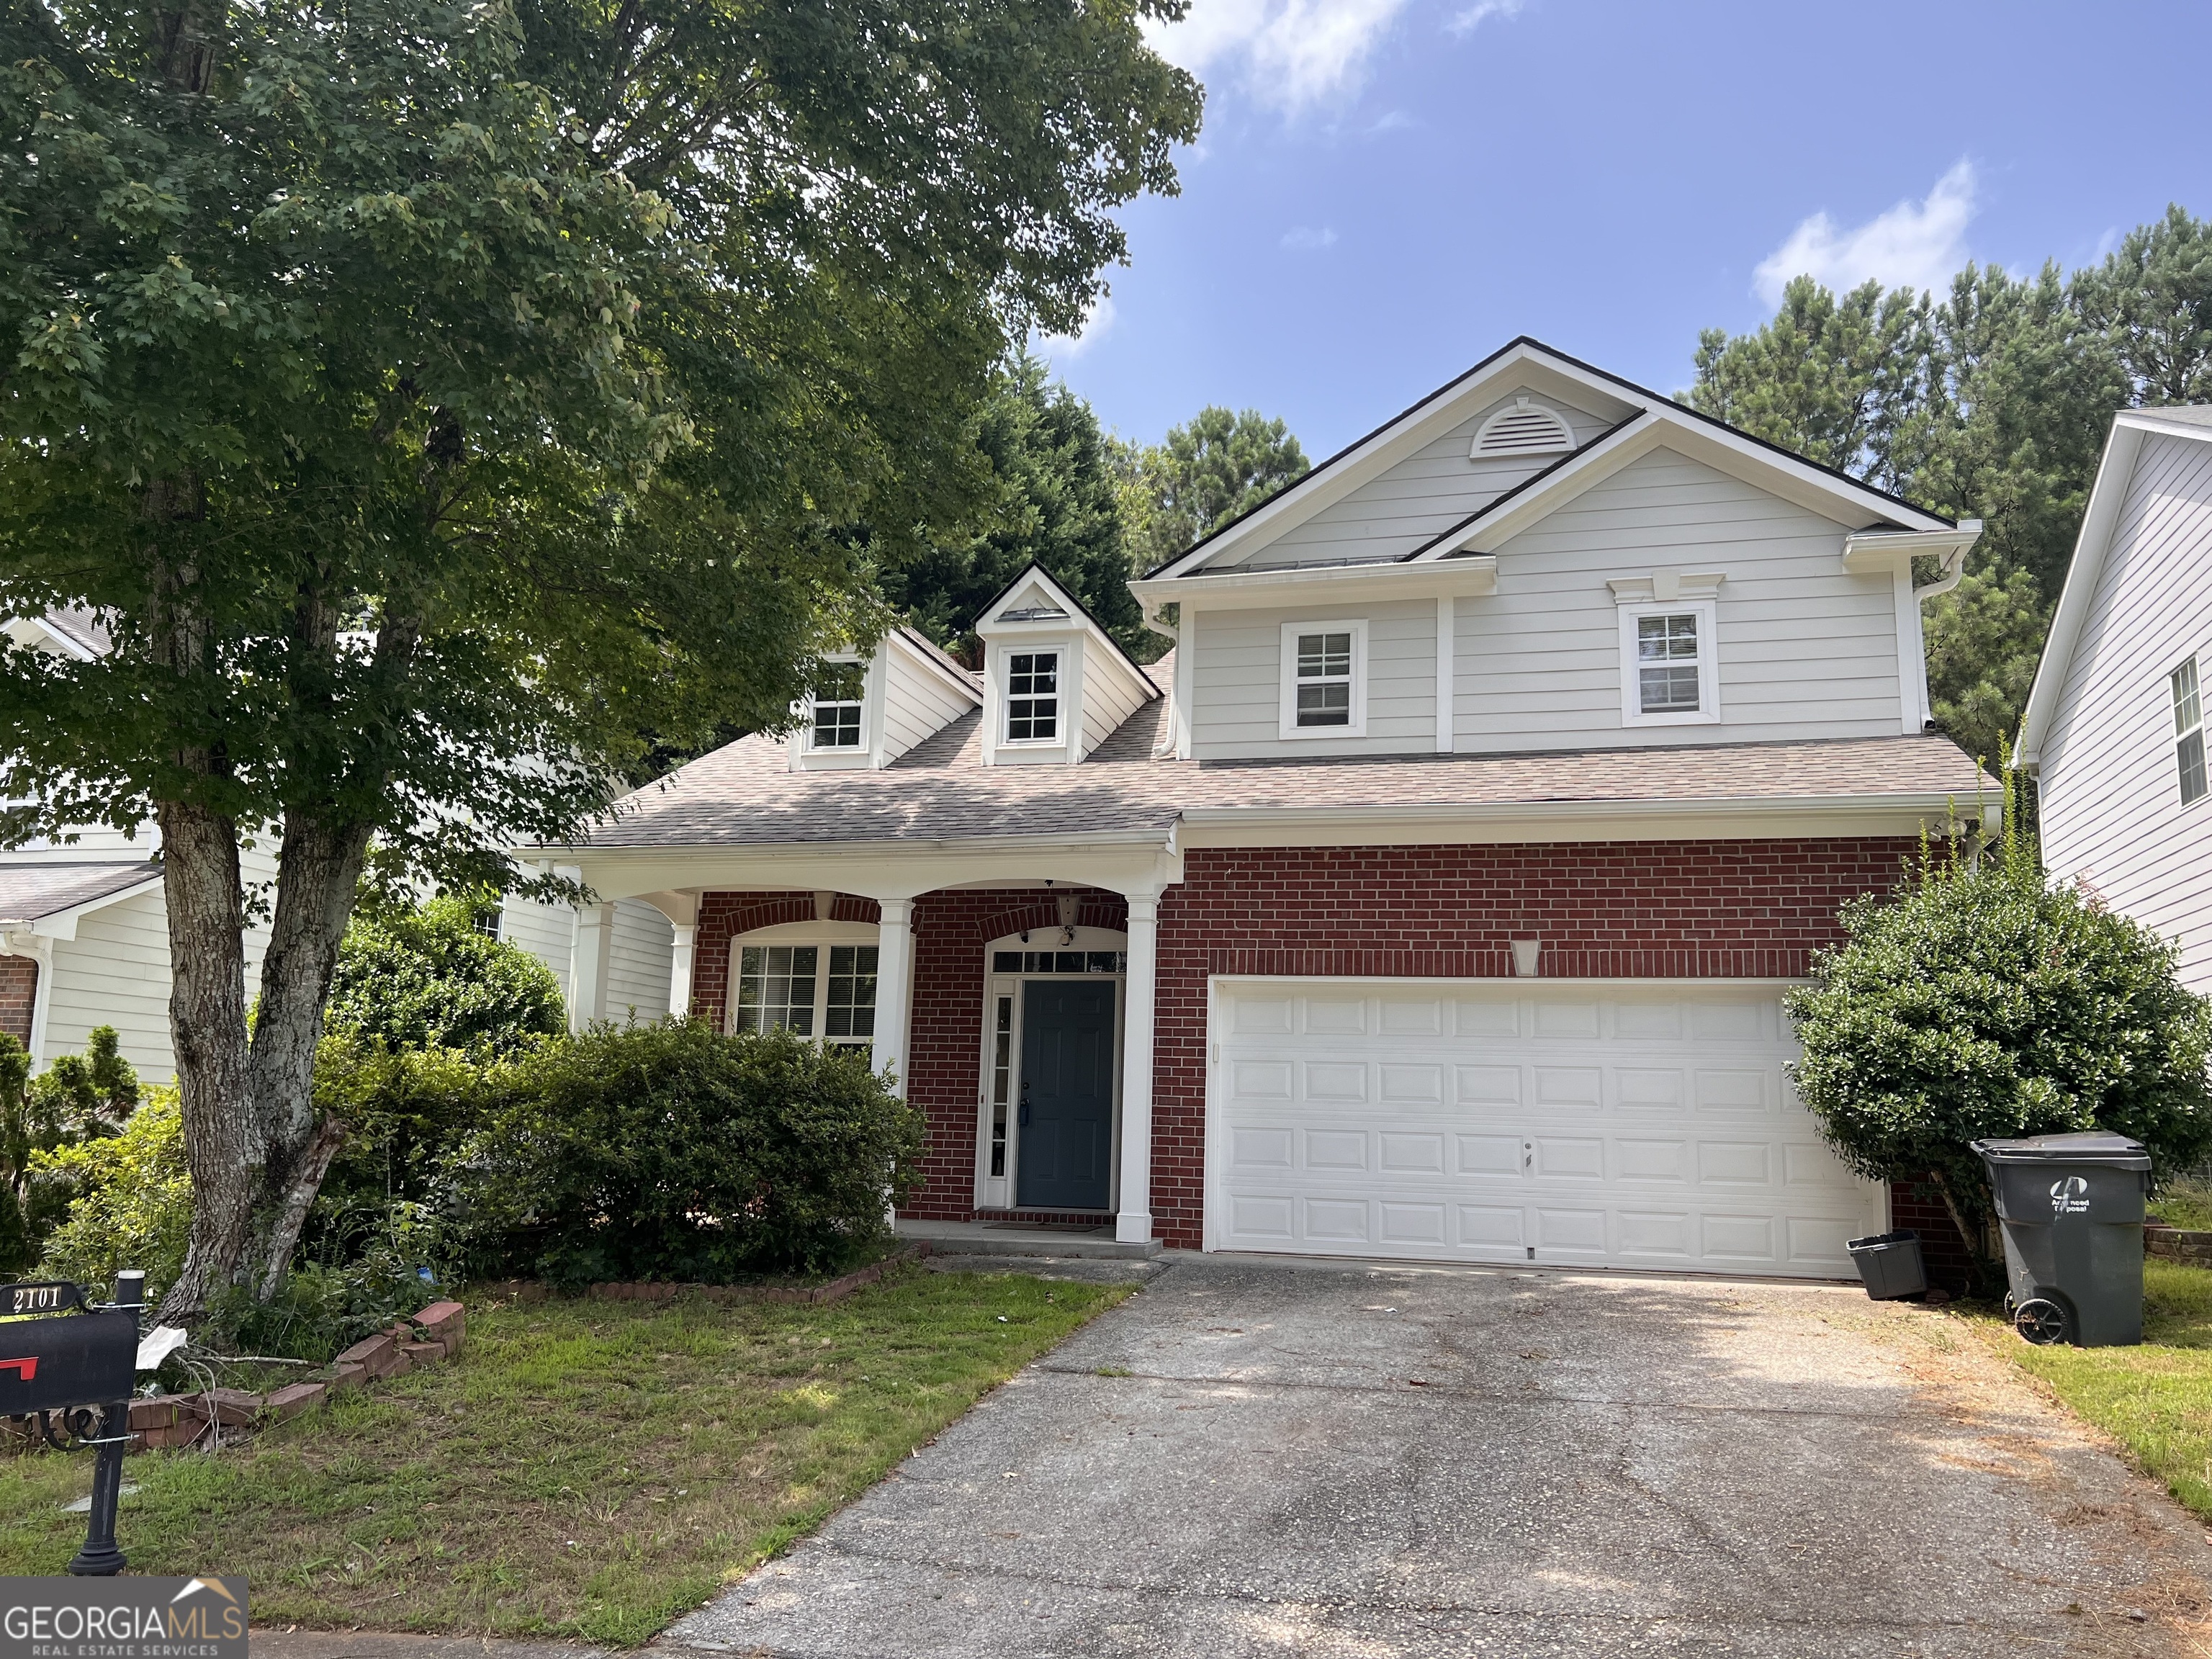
{"left": 1637, "top": 614, "right": 1702, "bottom": 714}
{"left": 1617, "top": 601, "right": 1719, "bottom": 727}
{"left": 2175, "top": 656, "right": 2207, "bottom": 806}
{"left": 809, "top": 662, "right": 865, "bottom": 749}
{"left": 1005, "top": 650, "right": 1060, "bottom": 742}
{"left": 1278, "top": 619, "right": 1367, "bottom": 739}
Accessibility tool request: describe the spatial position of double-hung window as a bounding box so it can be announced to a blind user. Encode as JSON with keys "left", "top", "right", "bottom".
{"left": 1005, "top": 651, "right": 1059, "bottom": 742}
{"left": 809, "top": 662, "right": 866, "bottom": 750}
{"left": 1278, "top": 619, "right": 1367, "bottom": 738}
{"left": 732, "top": 941, "right": 878, "bottom": 1055}
{"left": 1618, "top": 601, "right": 1719, "bottom": 726}
{"left": 2175, "top": 655, "right": 2208, "bottom": 806}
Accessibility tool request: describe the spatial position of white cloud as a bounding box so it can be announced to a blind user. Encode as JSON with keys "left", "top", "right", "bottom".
{"left": 1448, "top": 0, "right": 1522, "bottom": 37}
{"left": 1753, "top": 160, "right": 1977, "bottom": 306}
{"left": 1145, "top": 0, "right": 1414, "bottom": 116}
{"left": 1281, "top": 225, "right": 1339, "bottom": 250}
{"left": 1035, "top": 292, "right": 1117, "bottom": 361}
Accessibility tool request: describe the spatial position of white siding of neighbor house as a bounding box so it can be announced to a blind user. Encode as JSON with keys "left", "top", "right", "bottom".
{"left": 1185, "top": 446, "right": 1905, "bottom": 763}
{"left": 1213, "top": 394, "right": 1615, "bottom": 570}
{"left": 2038, "top": 431, "right": 2212, "bottom": 994}
{"left": 880, "top": 638, "right": 976, "bottom": 764}
{"left": 1080, "top": 639, "right": 1152, "bottom": 758}
{"left": 1453, "top": 449, "right": 1904, "bottom": 752}
{"left": 1193, "top": 598, "right": 1439, "bottom": 758}
{"left": 500, "top": 893, "right": 580, "bottom": 1004}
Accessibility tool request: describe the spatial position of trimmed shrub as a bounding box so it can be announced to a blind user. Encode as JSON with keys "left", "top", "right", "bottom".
{"left": 32, "top": 1089, "right": 192, "bottom": 1302}
{"left": 325, "top": 894, "right": 565, "bottom": 1057}
{"left": 450, "top": 1020, "right": 923, "bottom": 1288}
{"left": 1788, "top": 820, "right": 2212, "bottom": 1257}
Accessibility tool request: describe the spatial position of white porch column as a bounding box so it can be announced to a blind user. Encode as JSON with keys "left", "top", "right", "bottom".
{"left": 874, "top": 898, "right": 915, "bottom": 1097}
{"left": 668, "top": 923, "right": 696, "bottom": 1020}
{"left": 1116, "top": 896, "right": 1159, "bottom": 1245}
{"left": 569, "top": 902, "right": 613, "bottom": 1033}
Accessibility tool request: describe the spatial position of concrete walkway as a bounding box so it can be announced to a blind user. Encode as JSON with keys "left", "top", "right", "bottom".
{"left": 662, "top": 1255, "right": 2212, "bottom": 1659}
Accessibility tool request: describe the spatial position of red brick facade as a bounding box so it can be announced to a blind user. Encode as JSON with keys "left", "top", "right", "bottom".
{"left": 693, "top": 836, "right": 1920, "bottom": 1251}
{"left": 0, "top": 954, "right": 35, "bottom": 1046}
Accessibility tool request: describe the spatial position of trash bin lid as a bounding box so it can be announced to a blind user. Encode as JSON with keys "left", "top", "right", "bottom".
{"left": 1969, "top": 1130, "right": 2152, "bottom": 1169}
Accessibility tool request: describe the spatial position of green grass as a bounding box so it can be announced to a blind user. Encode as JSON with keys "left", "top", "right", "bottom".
{"left": 2149, "top": 1177, "right": 2212, "bottom": 1231}
{"left": 0, "top": 1266, "right": 1129, "bottom": 1645}
{"left": 1984, "top": 1258, "right": 2212, "bottom": 1523}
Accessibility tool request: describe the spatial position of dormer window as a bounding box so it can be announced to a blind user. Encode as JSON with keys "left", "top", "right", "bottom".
{"left": 1471, "top": 397, "right": 1573, "bottom": 458}
{"left": 809, "top": 663, "right": 865, "bottom": 749}
{"left": 1006, "top": 651, "right": 1060, "bottom": 742}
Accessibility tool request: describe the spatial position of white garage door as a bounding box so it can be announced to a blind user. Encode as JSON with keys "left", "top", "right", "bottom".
{"left": 1209, "top": 979, "right": 1881, "bottom": 1277}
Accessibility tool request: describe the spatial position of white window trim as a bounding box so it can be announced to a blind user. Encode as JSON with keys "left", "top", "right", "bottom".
{"left": 804, "top": 655, "right": 868, "bottom": 753}
{"left": 727, "top": 922, "right": 882, "bottom": 1048}
{"left": 1278, "top": 618, "right": 1369, "bottom": 740}
{"left": 2175, "top": 652, "right": 2207, "bottom": 807}
{"left": 999, "top": 644, "right": 1069, "bottom": 748}
{"left": 1617, "top": 599, "right": 1721, "bottom": 727}
{"left": 791, "top": 652, "right": 881, "bottom": 771}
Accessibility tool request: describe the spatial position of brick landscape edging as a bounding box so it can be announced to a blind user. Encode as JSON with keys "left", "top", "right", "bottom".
{"left": 2146, "top": 1224, "right": 2212, "bottom": 1267}
{"left": 123, "top": 1299, "right": 467, "bottom": 1451}
{"left": 476, "top": 1240, "right": 932, "bottom": 1308}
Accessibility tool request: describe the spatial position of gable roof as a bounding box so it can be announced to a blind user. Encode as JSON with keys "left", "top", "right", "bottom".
{"left": 974, "top": 562, "right": 1161, "bottom": 700}
{"left": 2017, "top": 407, "right": 2212, "bottom": 766}
{"left": 0, "top": 860, "right": 161, "bottom": 927}
{"left": 1147, "top": 337, "right": 1956, "bottom": 581}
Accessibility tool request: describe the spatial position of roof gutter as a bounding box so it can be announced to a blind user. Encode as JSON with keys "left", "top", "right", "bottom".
{"left": 1177, "top": 790, "right": 1998, "bottom": 835}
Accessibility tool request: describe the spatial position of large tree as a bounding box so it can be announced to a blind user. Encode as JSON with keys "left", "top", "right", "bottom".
{"left": 0, "top": 0, "right": 1199, "bottom": 1319}
{"left": 1115, "top": 405, "right": 1310, "bottom": 575}
{"left": 879, "top": 352, "right": 1141, "bottom": 657}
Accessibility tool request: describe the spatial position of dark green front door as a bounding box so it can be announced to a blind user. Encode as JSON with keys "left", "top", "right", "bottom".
{"left": 1016, "top": 979, "right": 1116, "bottom": 1210}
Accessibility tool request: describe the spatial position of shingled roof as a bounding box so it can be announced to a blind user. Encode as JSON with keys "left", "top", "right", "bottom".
{"left": 582, "top": 658, "right": 1993, "bottom": 851}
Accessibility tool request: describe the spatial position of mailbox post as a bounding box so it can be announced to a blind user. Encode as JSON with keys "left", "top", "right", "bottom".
{"left": 0, "top": 1270, "right": 145, "bottom": 1576}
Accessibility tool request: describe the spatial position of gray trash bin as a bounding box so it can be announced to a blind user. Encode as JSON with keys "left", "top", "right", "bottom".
{"left": 1971, "top": 1130, "right": 2150, "bottom": 1347}
{"left": 1846, "top": 1229, "right": 1928, "bottom": 1300}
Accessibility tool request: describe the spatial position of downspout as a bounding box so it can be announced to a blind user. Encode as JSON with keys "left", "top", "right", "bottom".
{"left": 1142, "top": 598, "right": 1179, "bottom": 759}
{"left": 1913, "top": 520, "right": 1979, "bottom": 601}
{"left": 1903, "top": 520, "right": 1982, "bottom": 733}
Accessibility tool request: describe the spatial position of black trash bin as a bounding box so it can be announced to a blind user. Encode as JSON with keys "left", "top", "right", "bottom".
{"left": 1846, "top": 1229, "right": 1928, "bottom": 1300}
{"left": 1971, "top": 1130, "right": 2151, "bottom": 1347}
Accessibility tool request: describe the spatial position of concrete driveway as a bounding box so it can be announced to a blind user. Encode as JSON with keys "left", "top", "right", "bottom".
{"left": 664, "top": 1256, "right": 2212, "bottom": 1658}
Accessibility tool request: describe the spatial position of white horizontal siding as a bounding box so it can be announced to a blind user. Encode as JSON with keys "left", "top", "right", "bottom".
{"left": 500, "top": 894, "right": 576, "bottom": 1005}
{"left": 1193, "top": 599, "right": 1438, "bottom": 757}
{"left": 603, "top": 899, "right": 675, "bottom": 1022}
{"left": 2039, "top": 431, "right": 2212, "bottom": 992}
{"left": 1452, "top": 449, "right": 1902, "bottom": 751}
{"left": 881, "top": 641, "right": 975, "bottom": 763}
{"left": 1220, "top": 395, "right": 1613, "bottom": 569}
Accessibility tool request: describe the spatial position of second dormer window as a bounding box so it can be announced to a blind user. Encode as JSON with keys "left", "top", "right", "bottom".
{"left": 1006, "top": 650, "right": 1059, "bottom": 741}
{"left": 810, "top": 663, "right": 865, "bottom": 748}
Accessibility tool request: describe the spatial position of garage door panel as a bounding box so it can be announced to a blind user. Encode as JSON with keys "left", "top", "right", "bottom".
{"left": 1213, "top": 981, "right": 1878, "bottom": 1276}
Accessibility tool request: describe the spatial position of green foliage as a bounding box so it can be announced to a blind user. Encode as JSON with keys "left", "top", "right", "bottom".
{"left": 325, "top": 896, "right": 565, "bottom": 1058}
{"left": 1686, "top": 212, "right": 2212, "bottom": 765}
{"left": 32, "top": 1090, "right": 193, "bottom": 1303}
{"left": 452, "top": 1021, "right": 924, "bottom": 1288}
{"left": 881, "top": 354, "right": 1142, "bottom": 656}
{"left": 0, "top": 1027, "right": 142, "bottom": 1275}
{"left": 1786, "top": 817, "right": 2212, "bottom": 1245}
{"left": 1116, "top": 405, "right": 1312, "bottom": 575}
{"left": 212, "top": 1203, "right": 457, "bottom": 1362}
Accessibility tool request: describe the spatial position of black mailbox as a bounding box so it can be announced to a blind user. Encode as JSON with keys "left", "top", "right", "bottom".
{"left": 0, "top": 1308, "right": 138, "bottom": 1419}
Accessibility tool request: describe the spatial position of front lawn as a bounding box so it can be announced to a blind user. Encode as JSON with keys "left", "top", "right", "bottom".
{"left": 0, "top": 1266, "right": 1128, "bottom": 1645}
{"left": 1982, "top": 1257, "right": 2212, "bottom": 1523}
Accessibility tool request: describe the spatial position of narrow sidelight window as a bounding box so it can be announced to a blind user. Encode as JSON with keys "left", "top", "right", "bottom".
{"left": 990, "top": 994, "right": 1014, "bottom": 1177}
{"left": 1295, "top": 631, "right": 1354, "bottom": 727}
{"left": 809, "top": 662, "right": 866, "bottom": 748}
{"left": 1637, "top": 613, "right": 1702, "bottom": 714}
{"left": 1006, "top": 651, "right": 1059, "bottom": 741}
{"left": 2175, "top": 657, "right": 2208, "bottom": 806}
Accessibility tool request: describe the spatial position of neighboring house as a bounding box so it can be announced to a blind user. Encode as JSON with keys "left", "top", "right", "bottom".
{"left": 546, "top": 336, "right": 1994, "bottom": 1276}
{"left": 0, "top": 608, "right": 673, "bottom": 1077}
{"left": 2018, "top": 405, "right": 2212, "bottom": 994}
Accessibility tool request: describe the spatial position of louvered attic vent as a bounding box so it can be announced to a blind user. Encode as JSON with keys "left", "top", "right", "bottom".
{"left": 1470, "top": 397, "right": 1574, "bottom": 458}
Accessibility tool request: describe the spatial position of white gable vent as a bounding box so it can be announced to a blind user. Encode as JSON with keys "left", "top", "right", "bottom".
{"left": 1470, "top": 397, "right": 1574, "bottom": 459}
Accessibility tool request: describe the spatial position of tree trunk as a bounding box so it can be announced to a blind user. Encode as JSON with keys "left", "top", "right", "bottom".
{"left": 257, "top": 1114, "right": 347, "bottom": 1299}
{"left": 154, "top": 800, "right": 253, "bottom": 1325}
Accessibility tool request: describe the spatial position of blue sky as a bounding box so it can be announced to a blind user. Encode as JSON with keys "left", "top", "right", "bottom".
{"left": 1043, "top": 0, "right": 2212, "bottom": 459}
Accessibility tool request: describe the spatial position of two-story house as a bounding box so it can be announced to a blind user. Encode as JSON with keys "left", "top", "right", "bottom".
{"left": 2018, "top": 405, "right": 2212, "bottom": 994}
{"left": 545, "top": 338, "right": 1993, "bottom": 1275}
